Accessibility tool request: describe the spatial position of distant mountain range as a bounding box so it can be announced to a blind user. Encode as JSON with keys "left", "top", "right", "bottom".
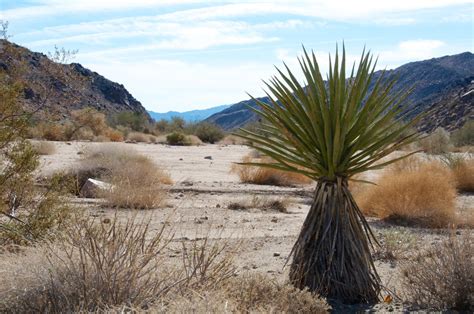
{"left": 148, "top": 105, "right": 231, "bottom": 122}
{"left": 0, "top": 39, "right": 150, "bottom": 120}
{"left": 206, "top": 52, "right": 474, "bottom": 132}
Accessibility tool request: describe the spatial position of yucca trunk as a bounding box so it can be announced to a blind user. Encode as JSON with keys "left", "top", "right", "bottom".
{"left": 289, "top": 177, "right": 380, "bottom": 303}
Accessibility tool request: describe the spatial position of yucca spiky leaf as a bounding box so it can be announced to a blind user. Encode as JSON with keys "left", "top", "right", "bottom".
{"left": 236, "top": 45, "right": 420, "bottom": 181}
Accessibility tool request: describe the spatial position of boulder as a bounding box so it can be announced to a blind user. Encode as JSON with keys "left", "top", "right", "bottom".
{"left": 80, "top": 178, "right": 113, "bottom": 198}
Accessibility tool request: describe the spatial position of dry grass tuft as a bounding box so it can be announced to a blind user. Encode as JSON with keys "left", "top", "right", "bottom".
{"left": 441, "top": 153, "right": 474, "bottom": 193}
{"left": 231, "top": 156, "right": 312, "bottom": 186}
{"left": 127, "top": 131, "right": 151, "bottom": 143}
{"left": 30, "top": 140, "right": 56, "bottom": 155}
{"left": 64, "top": 145, "right": 172, "bottom": 208}
{"left": 218, "top": 134, "right": 247, "bottom": 145}
{"left": 401, "top": 234, "right": 473, "bottom": 311}
{"left": 356, "top": 161, "right": 457, "bottom": 228}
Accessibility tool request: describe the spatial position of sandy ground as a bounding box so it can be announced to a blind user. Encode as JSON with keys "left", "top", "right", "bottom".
{"left": 36, "top": 141, "right": 473, "bottom": 311}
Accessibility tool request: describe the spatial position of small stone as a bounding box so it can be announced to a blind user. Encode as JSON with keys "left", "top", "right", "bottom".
{"left": 456, "top": 230, "right": 462, "bottom": 235}
{"left": 200, "top": 216, "right": 209, "bottom": 220}
{"left": 204, "top": 156, "right": 213, "bottom": 160}
{"left": 216, "top": 204, "right": 221, "bottom": 208}
{"left": 179, "top": 158, "right": 183, "bottom": 161}
{"left": 271, "top": 217, "right": 278, "bottom": 223}
{"left": 273, "top": 252, "right": 280, "bottom": 257}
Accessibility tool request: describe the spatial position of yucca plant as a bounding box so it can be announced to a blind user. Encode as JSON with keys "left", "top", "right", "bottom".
{"left": 236, "top": 46, "right": 420, "bottom": 304}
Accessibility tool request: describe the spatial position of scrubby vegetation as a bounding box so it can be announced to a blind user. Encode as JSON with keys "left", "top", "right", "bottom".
{"left": 402, "top": 234, "right": 473, "bottom": 311}
{"left": 418, "top": 127, "right": 452, "bottom": 154}
{"left": 67, "top": 145, "right": 172, "bottom": 209}
{"left": 0, "top": 216, "right": 329, "bottom": 312}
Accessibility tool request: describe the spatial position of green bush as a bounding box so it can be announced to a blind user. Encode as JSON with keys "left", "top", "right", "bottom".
{"left": 451, "top": 120, "right": 474, "bottom": 147}
{"left": 194, "top": 122, "right": 224, "bottom": 144}
{"left": 166, "top": 132, "right": 189, "bottom": 146}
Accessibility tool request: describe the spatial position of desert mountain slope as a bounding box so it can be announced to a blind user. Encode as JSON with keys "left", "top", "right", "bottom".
{"left": 206, "top": 52, "right": 474, "bottom": 131}
{"left": 0, "top": 40, "right": 150, "bottom": 120}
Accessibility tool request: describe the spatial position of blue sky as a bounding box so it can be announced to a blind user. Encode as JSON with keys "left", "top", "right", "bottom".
{"left": 1, "top": 0, "right": 473, "bottom": 112}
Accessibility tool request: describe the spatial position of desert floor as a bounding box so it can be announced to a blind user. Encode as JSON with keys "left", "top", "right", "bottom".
{"left": 37, "top": 141, "right": 473, "bottom": 311}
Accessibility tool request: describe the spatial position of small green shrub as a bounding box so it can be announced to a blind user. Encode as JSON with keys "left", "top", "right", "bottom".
{"left": 194, "top": 122, "right": 224, "bottom": 144}
{"left": 166, "top": 132, "right": 190, "bottom": 146}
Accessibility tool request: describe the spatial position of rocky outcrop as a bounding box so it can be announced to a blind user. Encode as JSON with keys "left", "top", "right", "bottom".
{"left": 206, "top": 52, "right": 474, "bottom": 132}
{"left": 0, "top": 39, "right": 150, "bottom": 120}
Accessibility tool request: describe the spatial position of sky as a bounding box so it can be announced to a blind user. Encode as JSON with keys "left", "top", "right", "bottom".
{"left": 1, "top": 0, "right": 473, "bottom": 112}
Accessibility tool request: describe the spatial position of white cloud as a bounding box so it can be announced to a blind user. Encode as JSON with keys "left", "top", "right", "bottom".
{"left": 3, "top": 0, "right": 471, "bottom": 22}
{"left": 380, "top": 39, "right": 446, "bottom": 67}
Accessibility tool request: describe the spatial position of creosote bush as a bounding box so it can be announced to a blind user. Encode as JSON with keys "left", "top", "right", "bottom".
{"left": 194, "top": 122, "right": 225, "bottom": 144}
{"left": 418, "top": 127, "right": 452, "bottom": 154}
{"left": 356, "top": 161, "right": 457, "bottom": 228}
{"left": 402, "top": 234, "right": 473, "bottom": 311}
{"left": 232, "top": 156, "right": 312, "bottom": 186}
{"left": 166, "top": 131, "right": 190, "bottom": 145}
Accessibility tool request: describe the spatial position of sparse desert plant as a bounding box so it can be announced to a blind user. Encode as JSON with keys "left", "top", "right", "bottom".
{"left": 228, "top": 195, "right": 289, "bottom": 213}
{"left": 402, "top": 234, "right": 473, "bottom": 311}
{"left": 0, "top": 216, "right": 240, "bottom": 312}
{"left": 232, "top": 156, "right": 312, "bottom": 186}
{"left": 194, "top": 122, "right": 225, "bottom": 144}
{"left": 235, "top": 46, "right": 420, "bottom": 303}
{"left": 104, "top": 128, "right": 124, "bottom": 142}
{"left": 418, "top": 127, "right": 452, "bottom": 154}
{"left": 356, "top": 162, "right": 456, "bottom": 228}
{"left": 372, "top": 229, "right": 418, "bottom": 262}
{"left": 166, "top": 131, "right": 190, "bottom": 145}
{"left": 451, "top": 119, "right": 474, "bottom": 147}
{"left": 30, "top": 140, "right": 56, "bottom": 155}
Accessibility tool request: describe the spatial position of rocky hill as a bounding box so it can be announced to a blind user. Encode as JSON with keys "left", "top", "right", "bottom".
{"left": 0, "top": 39, "right": 150, "bottom": 120}
{"left": 206, "top": 52, "right": 474, "bottom": 132}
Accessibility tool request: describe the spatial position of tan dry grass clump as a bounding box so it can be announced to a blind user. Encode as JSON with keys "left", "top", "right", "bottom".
{"left": 401, "top": 234, "right": 473, "bottom": 311}
{"left": 30, "top": 140, "right": 56, "bottom": 155}
{"left": 126, "top": 131, "right": 151, "bottom": 143}
{"left": 231, "top": 156, "right": 312, "bottom": 186}
{"left": 228, "top": 195, "right": 290, "bottom": 213}
{"left": 446, "top": 156, "right": 474, "bottom": 193}
{"left": 69, "top": 145, "right": 172, "bottom": 208}
{"left": 356, "top": 160, "right": 457, "bottom": 228}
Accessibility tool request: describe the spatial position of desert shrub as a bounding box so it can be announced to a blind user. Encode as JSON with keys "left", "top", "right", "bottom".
{"left": 166, "top": 132, "right": 190, "bottom": 146}
{"left": 194, "top": 122, "right": 225, "bottom": 144}
{"left": 32, "top": 122, "right": 68, "bottom": 141}
{"left": 0, "top": 216, "right": 238, "bottom": 312}
{"left": 451, "top": 120, "right": 474, "bottom": 147}
{"left": 30, "top": 140, "right": 56, "bottom": 155}
{"left": 231, "top": 156, "right": 312, "bottom": 186}
{"left": 372, "top": 229, "right": 418, "bottom": 262}
{"left": 0, "top": 174, "right": 72, "bottom": 247}
{"left": 402, "top": 234, "right": 473, "bottom": 311}
{"left": 127, "top": 131, "right": 150, "bottom": 143}
{"left": 104, "top": 128, "right": 124, "bottom": 142}
{"left": 418, "top": 127, "right": 452, "bottom": 154}
{"left": 75, "top": 145, "right": 171, "bottom": 208}
{"left": 109, "top": 111, "right": 151, "bottom": 132}
{"left": 228, "top": 195, "right": 289, "bottom": 213}
{"left": 356, "top": 161, "right": 456, "bottom": 228}
{"left": 440, "top": 153, "right": 474, "bottom": 192}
